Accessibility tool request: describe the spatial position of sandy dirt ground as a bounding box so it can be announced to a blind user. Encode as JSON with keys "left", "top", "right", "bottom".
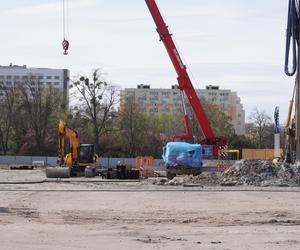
{"left": 0, "top": 169, "right": 300, "bottom": 249}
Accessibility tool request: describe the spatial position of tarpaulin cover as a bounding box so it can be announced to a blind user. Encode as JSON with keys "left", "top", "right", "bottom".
{"left": 162, "top": 142, "right": 202, "bottom": 169}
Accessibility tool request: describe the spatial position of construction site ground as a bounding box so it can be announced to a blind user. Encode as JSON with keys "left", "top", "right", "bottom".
{"left": 1, "top": 167, "right": 300, "bottom": 250}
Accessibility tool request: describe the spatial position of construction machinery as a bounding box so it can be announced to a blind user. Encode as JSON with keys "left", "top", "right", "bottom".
{"left": 56, "top": 0, "right": 227, "bottom": 178}
{"left": 284, "top": 0, "right": 299, "bottom": 163}
{"left": 145, "top": 0, "right": 227, "bottom": 157}
{"left": 46, "top": 120, "right": 97, "bottom": 178}
{"left": 145, "top": 0, "right": 227, "bottom": 178}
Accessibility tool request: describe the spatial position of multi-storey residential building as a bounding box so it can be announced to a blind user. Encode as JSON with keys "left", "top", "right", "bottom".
{"left": 0, "top": 64, "right": 70, "bottom": 105}
{"left": 120, "top": 84, "right": 245, "bottom": 135}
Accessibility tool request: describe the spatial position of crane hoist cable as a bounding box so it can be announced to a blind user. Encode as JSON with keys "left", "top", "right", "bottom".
{"left": 285, "top": 0, "right": 299, "bottom": 76}
{"left": 62, "top": 0, "right": 69, "bottom": 55}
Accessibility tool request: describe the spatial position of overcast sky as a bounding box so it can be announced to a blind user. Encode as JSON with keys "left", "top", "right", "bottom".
{"left": 0, "top": 0, "right": 294, "bottom": 122}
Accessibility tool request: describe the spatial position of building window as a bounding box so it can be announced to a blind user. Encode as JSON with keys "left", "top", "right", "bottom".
{"left": 46, "top": 82, "right": 52, "bottom": 85}
{"left": 6, "top": 75, "right": 12, "bottom": 79}
{"left": 14, "top": 76, "right": 20, "bottom": 79}
{"left": 54, "top": 82, "right": 60, "bottom": 85}
{"left": 6, "top": 81, "right": 12, "bottom": 85}
{"left": 54, "top": 76, "right": 60, "bottom": 80}
{"left": 46, "top": 76, "right": 52, "bottom": 79}
{"left": 126, "top": 91, "right": 135, "bottom": 98}
{"left": 138, "top": 97, "right": 146, "bottom": 101}
{"left": 38, "top": 75, "right": 43, "bottom": 79}
{"left": 150, "top": 108, "right": 158, "bottom": 112}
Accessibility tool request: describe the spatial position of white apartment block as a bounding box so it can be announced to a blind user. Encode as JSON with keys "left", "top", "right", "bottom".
{"left": 120, "top": 84, "right": 245, "bottom": 135}
{"left": 0, "top": 64, "right": 70, "bottom": 105}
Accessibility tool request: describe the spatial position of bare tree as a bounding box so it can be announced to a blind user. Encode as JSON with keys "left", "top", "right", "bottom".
{"left": 70, "top": 69, "right": 119, "bottom": 154}
{"left": 19, "top": 78, "right": 64, "bottom": 155}
{"left": 0, "top": 83, "right": 19, "bottom": 154}
{"left": 119, "top": 96, "right": 149, "bottom": 157}
{"left": 187, "top": 99, "right": 234, "bottom": 141}
{"left": 248, "top": 107, "right": 272, "bottom": 148}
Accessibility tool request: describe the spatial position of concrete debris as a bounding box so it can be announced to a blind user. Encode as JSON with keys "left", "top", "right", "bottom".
{"left": 151, "top": 160, "right": 300, "bottom": 187}
{"left": 221, "top": 160, "right": 300, "bottom": 187}
{"left": 152, "top": 173, "right": 220, "bottom": 186}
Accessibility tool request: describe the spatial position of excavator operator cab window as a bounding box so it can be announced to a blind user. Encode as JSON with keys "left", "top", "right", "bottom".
{"left": 78, "top": 144, "right": 94, "bottom": 163}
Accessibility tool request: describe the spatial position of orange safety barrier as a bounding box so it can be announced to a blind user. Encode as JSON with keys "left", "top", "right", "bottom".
{"left": 136, "top": 156, "right": 155, "bottom": 177}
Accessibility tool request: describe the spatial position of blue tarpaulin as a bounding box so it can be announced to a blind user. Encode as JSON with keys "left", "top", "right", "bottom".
{"left": 162, "top": 142, "right": 202, "bottom": 169}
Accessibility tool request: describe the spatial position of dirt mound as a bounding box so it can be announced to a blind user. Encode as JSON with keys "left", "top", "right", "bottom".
{"left": 221, "top": 160, "right": 300, "bottom": 186}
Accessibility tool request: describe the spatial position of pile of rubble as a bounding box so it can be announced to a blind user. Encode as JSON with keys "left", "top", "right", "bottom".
{"left": 151, "top": 160, "right": 300, "bottom": 187}
{"left": 221, "top": 160, "right": 300, "bottom": 186}
{"left": 151, "top": 172, "right": 221, "bottom": 186}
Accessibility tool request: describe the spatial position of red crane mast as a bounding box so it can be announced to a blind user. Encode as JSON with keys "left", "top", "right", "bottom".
{"left": 145, "top": 0, "right": 227, "bottom": 154}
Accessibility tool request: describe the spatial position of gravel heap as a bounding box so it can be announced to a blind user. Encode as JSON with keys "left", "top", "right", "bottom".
{"left": 221, "top": 160, "right": 300, "bottom": 186}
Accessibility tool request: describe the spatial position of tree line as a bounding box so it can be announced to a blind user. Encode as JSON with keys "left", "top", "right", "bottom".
{"left": 0, "top": 70, "right": 277, "bottom": 157}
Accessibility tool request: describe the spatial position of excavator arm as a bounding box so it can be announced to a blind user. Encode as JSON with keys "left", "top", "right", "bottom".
{"left": 58, "top": 120, "right": 79, "bottom": 166}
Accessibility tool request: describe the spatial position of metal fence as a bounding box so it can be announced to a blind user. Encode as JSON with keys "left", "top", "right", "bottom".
{"left": 0, "top": 156, "right": 164, "bottom": 168}
{"left": 0, "top": 156, "right": 57, "bottom": 166}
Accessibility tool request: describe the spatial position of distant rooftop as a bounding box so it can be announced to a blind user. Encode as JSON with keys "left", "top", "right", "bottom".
{"left": 206, "top": 85, "right": 220, "bottom": 90}
{"left": 137, "top": 84, "right": 150, "bottom": 89}
{"left": 131, "top": 84, "right": 221, "bottom": 90}
{"left": 0, "top": 64, "right": 68, "bottom": 71}
{"left": 0, "top": 63, "right": 27, "bottom": 69}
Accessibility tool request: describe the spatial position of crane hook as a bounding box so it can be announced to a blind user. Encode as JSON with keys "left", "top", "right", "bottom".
{"left": 62, "top": 39, "right": 69, "bottom": 55}
{"left": 62, "top": 0, "right": 69, "bottom": 55}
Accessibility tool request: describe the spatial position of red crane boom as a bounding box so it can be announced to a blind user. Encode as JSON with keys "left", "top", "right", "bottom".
{"left": 145, "top": 0, "right": 227, "bottom": 153}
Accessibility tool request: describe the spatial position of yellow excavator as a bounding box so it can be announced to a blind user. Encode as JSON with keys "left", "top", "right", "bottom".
{"left": 46, "top": 120, "right": 97, "bottom": 178}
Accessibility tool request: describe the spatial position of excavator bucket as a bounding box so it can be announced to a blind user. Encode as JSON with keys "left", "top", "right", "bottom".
{"left": 46, "top": 166, "right": 71, "bottom": 178}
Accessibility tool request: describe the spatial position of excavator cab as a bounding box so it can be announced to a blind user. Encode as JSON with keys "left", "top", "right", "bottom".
{"left": 78, "top": 144, "right": 95, "bottom": 163}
